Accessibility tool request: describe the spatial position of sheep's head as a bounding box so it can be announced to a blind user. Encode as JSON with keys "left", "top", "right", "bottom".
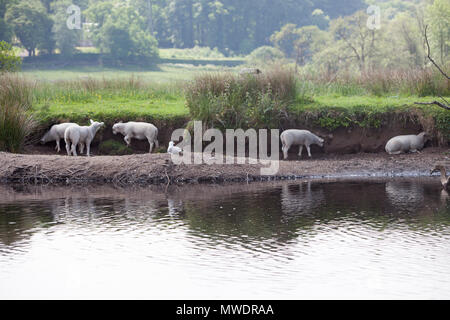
{"left": 90, "top": 120, "right": 104, "bottom": 131}
{"left": 112, "top": 122, "right": 124, "bottom": 135}
{"left": 419, "top": 132, "right": 430, "bottom": 141}
{"left": 318, "top": 138, "right": 325, "bottom": 148}
{"left": 315, "top": 136, "right": 325, "bottom": 148}
{"left": 112, "top": 123, "right": 119, "bottom": 135}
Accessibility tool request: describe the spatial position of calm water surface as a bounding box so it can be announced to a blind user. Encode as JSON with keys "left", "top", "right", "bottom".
{"left": 0, "top": 178, "right": 449, "bottom": 299}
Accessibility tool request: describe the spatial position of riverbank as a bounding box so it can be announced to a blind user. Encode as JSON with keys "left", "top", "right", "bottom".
{"left": 1, "top": 148, "right": 448, "bottom": 185}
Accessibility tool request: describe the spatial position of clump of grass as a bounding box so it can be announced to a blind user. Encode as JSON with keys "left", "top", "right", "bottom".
{"left": 98, "top": 139, "right": 133, "bottom": 155}
{"left": 32, "top": 75, "right": 183, "bottom": 105}
{"left": 297, "top": 67, "right": 449, "bottom": 97}
{"left": 185, "top": 68, "right": 296, "bottom": 129}
{"left": 0, "top": 74, "right": 37, "bottom": 152}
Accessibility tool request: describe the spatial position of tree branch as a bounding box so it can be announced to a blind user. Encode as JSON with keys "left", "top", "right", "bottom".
{"left": 424, "top": 25, "right": 449, "bottom": 80}
{"left": 414, "top": 25, "right": 449, "bottom": 111}
{"left": 415, "top": 101, "right": 450, "bottom": 110}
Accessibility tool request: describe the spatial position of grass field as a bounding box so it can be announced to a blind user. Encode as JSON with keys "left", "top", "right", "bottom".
{"left": 21, "top": 64, "right": 235, "bottom": 83}
{"left": 11, "top": 65, "right": 450, "bottom": 141}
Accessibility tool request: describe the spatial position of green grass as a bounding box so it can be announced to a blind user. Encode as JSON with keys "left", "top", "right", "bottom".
{"left": 159, "top": 47, "right": 244, "bottom": 60}
{"left": 21, "top": 64, "right": 237, "bottom": 83}
{"left": 8, "top": 66, "right": 449, "bottom": 146}
{"left": 296, "top": 95, "right": 447, "bottom": 110}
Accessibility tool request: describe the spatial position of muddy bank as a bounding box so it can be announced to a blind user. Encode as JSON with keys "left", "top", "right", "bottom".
{"left": 1, "top": 148, "right": 448, "bottom": 185}
{"left": 30, "top": 106, "right": 449, "bottom": 156}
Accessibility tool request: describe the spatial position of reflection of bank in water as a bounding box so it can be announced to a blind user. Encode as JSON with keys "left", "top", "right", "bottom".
{"left": 385, "top": 180, "right": 425, "bottom": 213}
{"left": 385, "top": 179, "right": 448, "bottom": 214}
{"left": 280, "top": 182, "right": 325, "bottom": 222}
{"left": 0, "top": 178, "right": 448, "bottom": 248}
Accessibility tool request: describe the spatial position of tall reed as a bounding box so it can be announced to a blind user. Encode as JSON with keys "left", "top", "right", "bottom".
{"left": 185, "top": 68, "right": 297, "bottom": 129}
{"left": 0, "top": 74, "right": 36, "bottom": 152}
{"left": 297, "top": 67, "right": 449, "bottom": 97}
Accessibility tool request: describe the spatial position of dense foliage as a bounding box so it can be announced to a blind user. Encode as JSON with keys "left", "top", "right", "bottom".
{"left": 0, "top": 0, "right": 448, "bottom": 72}
{"left": 0, "top": 40, "right": 21, "bottom": 72}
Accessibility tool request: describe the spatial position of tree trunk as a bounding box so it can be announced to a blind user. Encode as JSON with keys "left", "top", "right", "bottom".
{"left": 146, "top": 0, "right": 153, "bottom": 35}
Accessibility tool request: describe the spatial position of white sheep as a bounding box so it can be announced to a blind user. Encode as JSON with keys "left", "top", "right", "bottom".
{"left": 385, "top": 132, "right": 428, "bottom": 155}
{"left": 239, "top": 68, "right": 262, "bottom": 75}
{"left": 280, "top": 129, "right": 324, "bottom": 159}
{"left": 112, "top": 121, "right": 159, "bottom": 153}
{"left": 40, "top": 122, "right": 78, "bottom": 153}
{"left": 64, "top": 119, "right": 104, "bottom": 157}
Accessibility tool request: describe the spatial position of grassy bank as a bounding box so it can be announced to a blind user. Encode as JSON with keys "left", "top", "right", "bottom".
{"left": 1, "top": 67, "right": 449, "bottom": 153}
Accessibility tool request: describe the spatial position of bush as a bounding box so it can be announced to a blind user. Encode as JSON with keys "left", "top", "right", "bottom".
{"left": 0, "top": 41, "right": 21, "bottom": 72}
{"left": 246, "top": 46, "right": 284, "bottom": 64}
{"left": 185, "top": 68, "right": 296, "bottom": 129}
{"left": 0, "top": 74, "right": 36, "bottom": 152}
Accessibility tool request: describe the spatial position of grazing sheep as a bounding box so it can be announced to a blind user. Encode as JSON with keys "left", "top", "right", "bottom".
{"left": 112, "top": 121, "right": 159, "bottom": 153}
{"left": 64, "top": 119, "right": 104, "bottom": 157}
{"left": 280, "top": 129, "right": 324, "bottom": 159}
{"left": 385, "top": 132, "right": 428, "bottom": 155}
{"left": 40, "top": 122, "right": 78, "bottom": 153}
{"left": 167, "top": 141, "right": 182, "bottom": 155}
{"left": 239, "top": 68, "right": 262, "bottom": 75}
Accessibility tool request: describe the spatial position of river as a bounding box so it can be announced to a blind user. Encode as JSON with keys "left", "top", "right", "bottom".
{"left": 0, "top": 178, "right": 449, "bottom": 299}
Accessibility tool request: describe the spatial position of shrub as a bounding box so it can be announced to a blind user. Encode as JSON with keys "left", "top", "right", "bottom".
{"left": 185, "top": 68, "right": 296, "bottom": 129}
{"left": 0, "top": 41, "right": 21, "bottom": 72}
{"left": 246, "top": 46, "right": 284, "bottom": 65}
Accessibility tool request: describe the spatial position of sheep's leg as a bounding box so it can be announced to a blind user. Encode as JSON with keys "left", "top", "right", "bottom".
{"left": 66, "top": 142, "right": 71, "bottom": 156}
{"left": 79, "top": 143, "right": 85, "bottom": 155}
{"left": 124, "top": 135, "right": 131, "bottom": 146}
{"left": 86, "top": 143, "right": 91, "bottom": 157}
{"left": 148, "top": 138, "right": 154, "bottom": 153}
{"left": 56, "top": 140, "right": 60, "bottom": 152}
{"left": 298, "top": 145, "right": 303, "bottom": 157}
{"left": 306, "top": 145, "right": 312, "bottom": 158}
{"left": 71, "top": 143, "right": 77, "bottom": 156}
{"left": 282, "top": 145, "right": 289, "bottom": 160}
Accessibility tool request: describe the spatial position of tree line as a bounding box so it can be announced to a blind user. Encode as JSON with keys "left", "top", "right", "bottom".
{"left": 0, "top": 0, "right": 448, "bottom": 74}
{"left": 0, "top": 0, "right": 364, "bottom": 57}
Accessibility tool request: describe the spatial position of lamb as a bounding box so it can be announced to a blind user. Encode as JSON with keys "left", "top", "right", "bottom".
{"left": 40, "top": 122, "right": 78, "bottom": 153}
{"left": 64, "top": 119, "right": 104, "bottom": 157}
{"left": 280, "top": 129, "right": 324, "bottom": 159}
{"left": 385, "top": 132, "right": 429, "bottom": 155}
{"left": 112, "top": 121, "right": 159, "bottom": 153}
{"left": 239, "top": 68, "right": 262, "bottom": 75}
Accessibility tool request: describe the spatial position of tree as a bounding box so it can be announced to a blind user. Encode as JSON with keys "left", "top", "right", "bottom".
{"left": 5, "top": 0, "right": 54, "bottom": 56}
{"left": 270, "top": 23, "right": 329, "bottom": 71}
{"left": 381, "top": 12, "right": 425, "bottom": 69}
{"left": 426, "top": 0, "right": 450, "bottom": 65}
{"left": 0, "top": 40, "right": 21, "bottom": 72}
{"left": 247, "top": 46, "right": 284, "bottom": 64}
{"left": 85, "top": 1, "right": 159, "bottom": 60}
{"left": 270, "top": 24, "right": 301, "bottom": 59}
{"left": 415, "top": 26, "right": 449, "bottom": 111}
{"left": 293, "top": 25, "right": 329, "bottom": 69}
{"left": 0, "top": 0, "right": 12, "bottom": 42}
{"left": 330, "top": 10, "right": 382, "bottom": 73}
{"left": 51, "top": 0, "right": 82, "bottom": 56}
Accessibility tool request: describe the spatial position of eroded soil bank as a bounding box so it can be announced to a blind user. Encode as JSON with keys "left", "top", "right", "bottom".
{"left": 1, "top": 147, "right": 448, "bottom": 186}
